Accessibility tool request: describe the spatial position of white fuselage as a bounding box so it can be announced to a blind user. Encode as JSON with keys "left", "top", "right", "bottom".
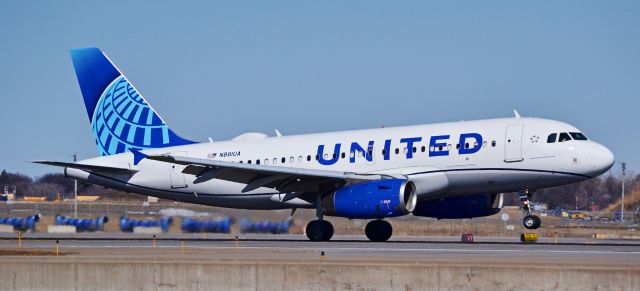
{"left": 66, "top": 117, "right": 614, "bottom": 210}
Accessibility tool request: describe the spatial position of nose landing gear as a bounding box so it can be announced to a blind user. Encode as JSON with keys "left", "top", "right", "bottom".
{"left": 520, "top": 189, "right": 541, "bottom": 229}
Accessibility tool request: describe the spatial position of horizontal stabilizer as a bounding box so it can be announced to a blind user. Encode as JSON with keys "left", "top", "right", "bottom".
{"left": 32, "top": 160, "right": 137, "bottom": 174}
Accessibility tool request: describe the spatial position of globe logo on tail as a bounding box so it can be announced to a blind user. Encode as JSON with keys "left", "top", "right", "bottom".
{"left": 91, "top": 75, "right": 177, "bottom": 156}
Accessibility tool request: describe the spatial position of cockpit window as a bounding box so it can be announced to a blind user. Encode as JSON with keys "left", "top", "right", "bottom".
{"left": 547, "top": 133, "right": 557, "bottom": 143}
{"left": 558, "top": 132, "right": 572, "bottom": 142}
{"left": 570, "top": 132, "right": 588, "bottom": 141}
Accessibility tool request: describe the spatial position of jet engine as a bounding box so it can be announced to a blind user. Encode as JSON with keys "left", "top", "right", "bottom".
{"left": 321, "top": 179, "right": 417, "bottom": 219}
{"left": 412, "top": 193, "right": 503, "bottom": 219}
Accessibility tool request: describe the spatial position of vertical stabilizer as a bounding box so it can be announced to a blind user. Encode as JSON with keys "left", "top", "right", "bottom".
{"left": 70, "top": 48, "right": 195, "bottom": 156}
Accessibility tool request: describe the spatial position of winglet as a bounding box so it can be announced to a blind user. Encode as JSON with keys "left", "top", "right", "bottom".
{"left": 513, "top": 110, "right": 521, "bottom": 119}
{"left": 130, "top": 148, "right": 147, "bottom": 165}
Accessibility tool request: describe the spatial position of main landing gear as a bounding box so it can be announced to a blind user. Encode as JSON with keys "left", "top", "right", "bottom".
{"left": 520, "top": 189, "right": 541, "bottom": 230}
{"left": 306, "top": 194, "right": 334, "bottom": 241}
{"left": 365, "top": 220, "right": 392, "bottom": 242}
{"left": 305, "top": 220, "right": 334, "bottom": 241}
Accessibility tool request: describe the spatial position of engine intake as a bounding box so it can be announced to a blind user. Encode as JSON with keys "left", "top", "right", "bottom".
{"left": 322, "top": 179, "right": 417, "bottom": 219}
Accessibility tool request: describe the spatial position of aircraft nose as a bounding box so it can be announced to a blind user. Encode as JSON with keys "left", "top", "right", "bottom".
{"left": 590, "top": 143, "right": 615, "bottom": 176}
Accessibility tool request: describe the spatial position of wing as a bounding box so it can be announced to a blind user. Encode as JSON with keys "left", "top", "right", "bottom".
{"left": 33, "top": 160, "right": 137, "bottom": 174}
{"left": 145, "top": 154, "right": 385, "bottom": 194}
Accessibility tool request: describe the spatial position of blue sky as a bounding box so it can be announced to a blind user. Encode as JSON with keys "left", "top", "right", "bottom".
{"left": 0, "top": 1, "right": 638, "bottom": 177}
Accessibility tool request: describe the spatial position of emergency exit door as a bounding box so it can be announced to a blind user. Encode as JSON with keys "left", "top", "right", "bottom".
{"left": 504, "top": 125, "right": 524, "bottom": 162}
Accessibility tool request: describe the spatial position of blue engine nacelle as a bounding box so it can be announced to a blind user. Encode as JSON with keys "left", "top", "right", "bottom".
{"left": 411, "top": 193, "right": 503, "bottom": 219}
{"left": 322, "top": 179, "right": 417, "bottom": 219}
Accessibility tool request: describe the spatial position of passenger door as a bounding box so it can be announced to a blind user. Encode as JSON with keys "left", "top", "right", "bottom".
{"left": 504, "top": 125, "right": 524, "bottom": 162}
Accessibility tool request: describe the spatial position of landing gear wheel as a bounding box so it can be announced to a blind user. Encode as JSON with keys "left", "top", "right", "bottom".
{"left": 306, "top": 220, "right": 334, "bottom": 241}
{"left": 365, "top": 220, "right": 393, "bottom": 242}
{"left": 523, "top": 215, "right": 541, "bottom": 229}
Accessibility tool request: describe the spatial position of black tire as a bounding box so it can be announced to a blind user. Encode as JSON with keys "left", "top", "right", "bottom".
{"left": 365, "top": 220, "right": 393, "bottom": 242}
{"left": 523, "top": 215, "right": 541, "bottom": 230}
{"left": 320, "top": 220, "right": 334, "bottom": 241}
{"left": 306, "top": 220, "right": 334, "bottom": 241}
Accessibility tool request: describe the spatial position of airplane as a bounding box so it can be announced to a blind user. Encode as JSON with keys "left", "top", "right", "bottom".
{"left": 35, "top": 48, "right": 615, "bottom": 242}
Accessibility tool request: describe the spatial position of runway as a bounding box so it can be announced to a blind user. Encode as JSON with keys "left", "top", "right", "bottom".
{"left": 1, "top": 233, "right": 639, "bottom": 267}
{"left": 1, "top": 234, "right": 638, "bottom": 290}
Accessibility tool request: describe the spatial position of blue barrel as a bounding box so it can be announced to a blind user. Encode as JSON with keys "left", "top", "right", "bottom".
{"left": 239, "top": 218, "right": 293, "bottom": 234}
{"left": 119, "top": 217, "right": 173, "bottom": 232}
{"left": 0, "top": 214, "right": 41, "bottom": 232}
{"left": 180, "top": 217, "right": 233, "bottom": 233}
{"left": 55, "top": 215, "right": 109, "bottom": 232}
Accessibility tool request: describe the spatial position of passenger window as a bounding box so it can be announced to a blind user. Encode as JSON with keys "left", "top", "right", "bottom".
{"left": 239, "top": 161, "right": 243, "bottom": 163}
{"left": 491, "top": 140, "right": 496, "bottom": 147}
{"left": 290, "top": 157, "right": 294, "bottom": 163}
{"left": 324, "top": 154, "right": 329, "bottom": 160}
{"left": 307, "top": 155, "right": 311, "bottom": 161}
{"left": 281, "top": 157, "right": 286, "bottom": 163}
{"left": 264, "top": 159, "right": 269, "bottom": 165}
{"left": 256, "top": 159, "right": 260, "bottom": 165}
{"left": 315, "top": 155, "right": 319, "bottom": 161}
{"left": 273, "top": 158, "right": 278, "bottom": 164}
{"left": 438, "top": 145, "right": 443, "bottom": 151}
{"left": 412, "top": 147, "right": 417, "bottom": 153}
{"left": 298, "top": 156, "right": 302, "bottom": 162}
{"left": 558, "top": 132, "right": 572, "bottom": 142}
{"left": 248, "top": 160, "right": 252, "bottom": 164}
{"left": 421, "top": 146, "right": 425, "bottom": 152}
{"left": 381, "top": 149, "right": 386, "bottom": 156}
{"left": 341, "top": 152, "right": 346, "bottom": 159}
{"left": 465, "top": 143, "right": 469, "bottom": 149}
{"left": 547, "top": 133, "right": 557, "bottom": 143}
{"left": 395, "top": 148, "right": 399, "bottom": 155}
{"left": 456, "top": 144, "right": 460, "bottom": 149}
{"left": 570, "top": 132, "right": 588, "bottom": 141}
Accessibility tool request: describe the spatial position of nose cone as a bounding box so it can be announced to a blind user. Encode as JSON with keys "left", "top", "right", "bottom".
{"left": 588, "top": 143, "right": 615, "bottom": 176}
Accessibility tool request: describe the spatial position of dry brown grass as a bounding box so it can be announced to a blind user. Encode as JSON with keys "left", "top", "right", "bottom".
{"left": 603, "top": 188, "right": 640, "bottom": 212}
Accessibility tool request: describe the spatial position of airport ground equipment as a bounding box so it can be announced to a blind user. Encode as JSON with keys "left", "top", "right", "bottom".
{"left": 239, "top": 217, "right": 293, "bottom": 234}
{"left": 520, "top": 233, "right": 538, "bottom": 243}
{"left": 0, "top": 214, "right": 41, "bottom": 232}
{"left": 181, "top": 217, "right": 233, "bottom": 233}
{"left": 119, "top": 216, "right": 173, "bottom": 232}
{"left": 55, "top": 215, "right": 108, "bottom": 232}
{"left": 461, "top": 233, "right": 475, "bottom": 243}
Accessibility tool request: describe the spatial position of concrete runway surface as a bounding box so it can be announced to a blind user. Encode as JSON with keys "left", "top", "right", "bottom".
{"left": 1, "top": 233, "right": 639, "bottom": 266}
{"left": 0, "top": 233, "right": 639, "bottom": 290}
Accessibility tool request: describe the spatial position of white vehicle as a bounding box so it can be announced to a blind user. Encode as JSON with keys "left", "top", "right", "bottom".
{"left": 36, "top": 48, "right": 615, "bottom": 241}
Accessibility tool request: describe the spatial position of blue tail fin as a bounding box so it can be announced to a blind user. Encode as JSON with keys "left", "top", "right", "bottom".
{"left": 70, "top": 48, "right": 195, "bottom": 156}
